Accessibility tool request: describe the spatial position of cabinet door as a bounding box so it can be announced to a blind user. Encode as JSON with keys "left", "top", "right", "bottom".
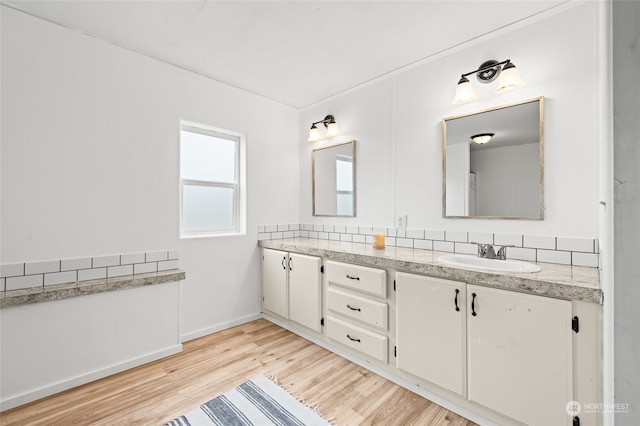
{"left": 261, "top": 248, "right": 288, "bottom": 318}
{"left": 467, "top": 285, "right": 572, "bottom": 426}
{"left": 288, "top": 253, "right": 321, "bottom": 332}
{"left": 396, "top": 273, "right": 466, "bottom": 396}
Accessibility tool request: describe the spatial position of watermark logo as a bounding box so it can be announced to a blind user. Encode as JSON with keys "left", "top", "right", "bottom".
{"left": 566, "top": 401, "right": 581, "bottom": 416}
{"left": 566, "top": 400, "right": 630, "bottom": 415}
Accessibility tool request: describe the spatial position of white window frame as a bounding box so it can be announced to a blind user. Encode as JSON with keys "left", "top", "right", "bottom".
{"left": 179, "top": 120, "right": 246, "bottom": 238}
{"left": 336, "top": 154, "right": 354, "bottom": 216}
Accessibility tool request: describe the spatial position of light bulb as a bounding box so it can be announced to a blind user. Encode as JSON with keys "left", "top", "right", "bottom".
{"left": 308, "top": 125, "right": 321, "bottom": 142}
{"left": 325, "top": 122, "right": 340, "bottom": 138}
{"left": 452, "top": 76, "right": 478, "bottom": 104}
{"left": 496, "top": 62, "right": 525, "bottom": 93}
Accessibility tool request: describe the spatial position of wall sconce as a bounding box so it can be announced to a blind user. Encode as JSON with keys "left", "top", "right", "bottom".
{"left": 308, "top": 114, "right": 340, "bottom": 142}
{"left": 453, "top": 59, "right": 525, "bottom": 104}
{"left": 471, "top": 133, "right": 494, "bottom": 144}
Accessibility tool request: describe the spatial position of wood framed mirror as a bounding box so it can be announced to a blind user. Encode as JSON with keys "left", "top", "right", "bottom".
{"left": 312, "top": 140, "right": 356, "bottom": 217}
{"left": 442, "top": 97, "right": 544, "bottom": 219}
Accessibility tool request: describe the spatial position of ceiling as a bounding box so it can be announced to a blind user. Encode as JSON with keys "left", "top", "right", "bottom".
{"left": 2, "top": 0, "right": 568, "bottom": 109}
{"left": 446, "top": 98, "right": 541, "bottom": 151}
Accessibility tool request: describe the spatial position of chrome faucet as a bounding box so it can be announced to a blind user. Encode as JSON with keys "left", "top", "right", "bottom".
{"left": 470, "top": 242, "right": 515, "bottom": 260}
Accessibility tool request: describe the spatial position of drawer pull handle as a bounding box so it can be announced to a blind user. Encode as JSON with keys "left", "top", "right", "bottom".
{"left": 346, "top": 275, "right": 360, "bottom": 280}
{"left": 346, "top": 334, "right": 361, "bottom": 342}
{"left": 454, "top": 289, "right": 460, "bottom": 312}
{"left": 347, "top": 304, "right": 361, "bottom": 312}
{"left": 471, "top": 292, "right": 477, "bottom": 316}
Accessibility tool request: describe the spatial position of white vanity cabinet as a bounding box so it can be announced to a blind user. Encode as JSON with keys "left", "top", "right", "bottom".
{"left": 467, "top": 284, "right": 573, "bottom": 426}
{"left": 325, "top": 260, "right": 389, "bottom": 363}
{"left": 261, "top": 248, "right": 322, "bottom": 332}
{"left": 396, "top": 272, "right": 574, "bottom": 426}
{"left": 259, "top": 241, "right": 601, "bottom": 426}
{"left": 396, "top": 273, "right": 466, "bottom": 396}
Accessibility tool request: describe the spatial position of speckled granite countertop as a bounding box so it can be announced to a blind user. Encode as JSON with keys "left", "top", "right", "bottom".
{"left": 259, "top": 238, "right": 602, "bottom": 304}
{"left": 0, "top": 269, "right": 186, "bottom": 309}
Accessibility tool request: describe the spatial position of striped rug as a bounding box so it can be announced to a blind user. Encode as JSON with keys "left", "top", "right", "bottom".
{"left": 165, "top": 374, "right": 331, "bottom": 426}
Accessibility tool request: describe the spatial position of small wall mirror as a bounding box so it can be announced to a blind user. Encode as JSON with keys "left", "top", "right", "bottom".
{"left": 313, "top": 140, "right": 356, "bottom": 217}
{"left": 442, "top": 97, "right": 544, "bottom": 219}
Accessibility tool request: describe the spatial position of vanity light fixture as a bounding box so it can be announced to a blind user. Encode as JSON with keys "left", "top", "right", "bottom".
{"left": 308, "top": 115, "right": 340, "bottom": 142}
{"left": 471, "top": 133, "right": 494, "bottom": 144}
{"left": 452, "top": 59, "right": 525, "bottom": 104}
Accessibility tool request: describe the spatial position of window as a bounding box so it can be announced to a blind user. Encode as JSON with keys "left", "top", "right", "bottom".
{"left": 180, "top": 122, "right": 245, "bottom": 237}
{"left": 335, "top": 155, "right": 354, "bottom": 216}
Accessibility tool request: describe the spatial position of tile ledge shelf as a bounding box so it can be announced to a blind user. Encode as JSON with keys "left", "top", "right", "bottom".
{"left": 259, "top": 238, "right": 602, "bottom": 304}
{"left": 0, "top": 269, "right": 186, "bottom": 309}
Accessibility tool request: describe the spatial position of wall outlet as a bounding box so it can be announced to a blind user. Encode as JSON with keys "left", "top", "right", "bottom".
{"left": 398, "top": 215, "right": 408, "bottom": 229}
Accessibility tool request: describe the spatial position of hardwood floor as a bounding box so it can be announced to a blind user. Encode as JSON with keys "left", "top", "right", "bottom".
{"left": 0, "top": 319, "right": 475, "bottom": 426}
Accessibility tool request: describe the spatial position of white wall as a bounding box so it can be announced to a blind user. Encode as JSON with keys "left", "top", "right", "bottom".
{"left": 300, "top": 79, "right": 395, "bottom": 225}
{"left": 470, "top": 143, "right": 540, "bottom": 217}
{"left": 300, "top": 2, "right": 600, "bottom": 240}
{"left": 1, "top": 8, "right": 299, "bottom": 342}
{"left": 314, "top": 147, "right": 339, "bottom": 215}
{"left": 445, "top": 142, "right": 470, "bottom": 216}
{"left": 0, "top": 282, "right": 181, "bottom": 410}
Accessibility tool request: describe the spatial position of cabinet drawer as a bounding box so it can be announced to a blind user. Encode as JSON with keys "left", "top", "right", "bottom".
{"left": 326, "top": 315, "right": 388, "bottom": 363}
{"left": 327, "top": 287, "right": 388, "bottom": 330}
{"left": 326, "top": 261, "right": 387, "bottom": 297}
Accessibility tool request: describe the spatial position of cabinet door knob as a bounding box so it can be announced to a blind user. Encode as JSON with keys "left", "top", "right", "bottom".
{"left": 347, "top": 304, "right": 361, "bottom": 312}
{"left": 288, "top": 257, "right": 292, "bottom": 271}
{"left": 471, "top": 292, "right": 477, "bottom": 316}
{"left": 346, "top": 334, "right": 361, "bottom": 342}
{"left": 454, "top": 289, "right": 460, "bottom": 312}
{"left": 282, "top": 256, "right": 286, "bottom": 270}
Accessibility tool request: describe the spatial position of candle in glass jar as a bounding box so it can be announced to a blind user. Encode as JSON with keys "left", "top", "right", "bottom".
{"left": 373, "top": 233, "right": 385, "bottom": 249}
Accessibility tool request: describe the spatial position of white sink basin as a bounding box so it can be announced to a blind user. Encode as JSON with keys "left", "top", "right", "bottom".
{"left": 438, "top": 254, "right": 541, "bottom": 273}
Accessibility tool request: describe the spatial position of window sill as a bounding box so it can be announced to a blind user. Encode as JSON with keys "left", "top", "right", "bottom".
{"left": 180, "top": 231, "right": 246, "bottom": 240}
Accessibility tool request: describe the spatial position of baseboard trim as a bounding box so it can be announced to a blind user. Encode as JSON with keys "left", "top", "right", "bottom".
{"left": 180, "top": 313, "right": 261, "bottom": 343}
{"left": 0, "top": 344, "right": 183, "bottom": 412}
{"left": 261, "top": 313, "right": 498, "bottom": 426}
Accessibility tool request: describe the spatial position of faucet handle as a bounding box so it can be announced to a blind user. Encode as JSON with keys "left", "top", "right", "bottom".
{"left": 470, "top": 241, "right": 490, "bottom": 258}
{"left": 496, "top": 245, "right": 515, "bottom": 260}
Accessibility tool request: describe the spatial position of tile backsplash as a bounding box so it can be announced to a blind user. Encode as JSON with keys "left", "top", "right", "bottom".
{"left": 258, "top": 223, "right": 599, "bottom": 268}
{"left": 0, "top": 250, "right": 179, "bottom": 292}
